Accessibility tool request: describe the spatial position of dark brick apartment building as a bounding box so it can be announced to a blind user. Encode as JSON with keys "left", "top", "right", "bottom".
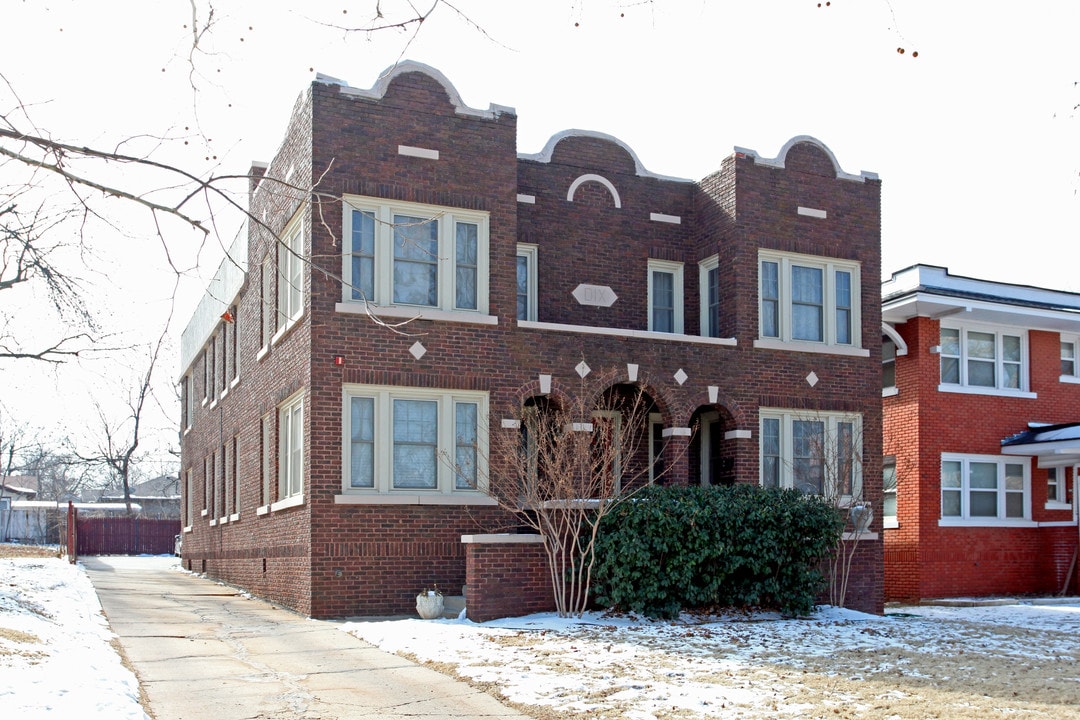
{"left": 178, "top": 61, "right": 884, "bottom": 618}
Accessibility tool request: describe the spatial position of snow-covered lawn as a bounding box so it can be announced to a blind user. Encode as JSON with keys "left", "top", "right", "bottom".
{"left": 3, "top": 550, "right": 1079, "bottom": 720}
{"left": 343, "top": 601, "right": 1080, "bottom": 719}
{"left": 0, "top": 553, "right": 148, "bottom": 720}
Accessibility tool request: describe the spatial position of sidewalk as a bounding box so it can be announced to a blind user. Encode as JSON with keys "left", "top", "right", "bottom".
{"left": 83, "top": 556, "right": 532, "bottom": 720}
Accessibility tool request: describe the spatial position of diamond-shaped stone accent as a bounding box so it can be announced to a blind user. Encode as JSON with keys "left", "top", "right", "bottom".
{"left": 806, "top": 371, "right": 819, "bottom": 387}
{"left": 674, "top": 368, "right": 688, "bottom": 386}
{"left": 409, "top": 341, "right": 427, "bottom": 360}
{"left": 576, "top": 361, "right": 591, "bottom": 378}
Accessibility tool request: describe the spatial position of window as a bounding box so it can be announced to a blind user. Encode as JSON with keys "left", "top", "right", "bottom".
{"left": 226, "top": 305, "right": 238, "bottom": 384}
{"left": 260, "top": 255, "right": 274, "bottom": 350}
{"left": 342, "top": 197, "right": 490, "bottom": 314}
{"left": 758, "top": 251, "right": 861, "bottom": 347}
{"left": 699, "top": 255, "right": 721, "bottom": 338}
{"left": 516, "top": 244, "right": 538, "bottom": 322}
{"left": 1062, "top": 338, "right": 1079, "bottom": 381}
{"left": 180, "top": 375, "right": 192, "bottom": 431}
{"left": 184, "top": 469, "right": 193, "bottom": 529}
{"left": 883, "top": 456, "right": 897, "bottom": 527}
{"left": 882, "top": 338, "right": 897, "bottom": 391}
{"left": 223, "top": 440, "right": 232, "bottom": 517}
{"left": 278, "top": 392, "right": 304, "bottom": 502}
{"left": 941, "top": 454, "right": 1028, "bottom": 522}
{"left": 648, "top": 413, "right": 667, "bottom": 484}
{"left": 1047, "top": 466, "right": 1071, "bottom": 507}
{"left": 647, "top": 259, "right": 683, "bottom": 334}
{"left": 260, "top": 413, "right": 272, "bottom": 508}
{"left": 204, "top": 344, "right": 214, "bottom": 403}
{"left": 940, "top": 325, "right": 1026, "bottom": 392}
{"left": 230, "top": 436, "right": 238, "bottom": 517}
{"left": 203, "top": 455, "right": 210, "bottom": 516}
{"left": 277, "top": 218, "right": 304, "bottom": 331}
{"left": 759, "top": 410, "right": 862, "bottom": 498}
{"left": 342, "top": 385, "right": 488, "bottom": 494}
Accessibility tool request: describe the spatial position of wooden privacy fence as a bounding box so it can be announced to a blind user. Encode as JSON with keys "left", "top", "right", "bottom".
{"left": 75, "top": 515, "right": 180, "bottom": 556}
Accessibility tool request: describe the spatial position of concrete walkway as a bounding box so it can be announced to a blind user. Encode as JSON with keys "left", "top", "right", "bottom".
{"left": 83, "top": 556, "right": 531, "bottom": 720}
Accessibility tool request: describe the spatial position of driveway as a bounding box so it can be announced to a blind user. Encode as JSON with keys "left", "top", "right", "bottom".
{"left": 82, "top": 556, "right": 531, "bottom": 720}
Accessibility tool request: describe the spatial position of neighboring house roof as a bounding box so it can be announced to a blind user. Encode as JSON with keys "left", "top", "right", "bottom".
{"left": 882, "top": 264, "right": 1080, "bottom": 332}
{"left": 0, "top": 476, "right": 38, "bottom": 498}
{"left": 1002, "top": 421, "right": 1080, "bottom": 467}
{"left": 132, "top": 475, "right": 180, "bottom": 498}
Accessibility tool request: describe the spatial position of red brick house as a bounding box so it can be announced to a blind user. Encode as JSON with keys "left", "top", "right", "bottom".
{"left": 178, "top": 61, "right": 884, "bottom": 618}
{"left": 882, "top": 265, "right": 1080, "bottom": 601}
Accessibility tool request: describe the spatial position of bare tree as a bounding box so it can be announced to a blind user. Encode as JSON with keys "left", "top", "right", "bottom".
{"left": 786, "top": 414, "right": 872, "bottom": 608}
{"left": 468, "top": 373, "right": 658, "bottom": 617}
{"left": 72, "top": 334, "right": 170, "bottom": 514}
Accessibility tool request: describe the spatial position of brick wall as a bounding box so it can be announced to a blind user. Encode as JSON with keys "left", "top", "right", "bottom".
{"left": 884, "top": 315, "right": 1080, "bottom": 601}
{"left": 464, "top": 535, "right": 555, "bottom": 622}
{"left": 180, "top": 64, "right": 886, "bottom": 619}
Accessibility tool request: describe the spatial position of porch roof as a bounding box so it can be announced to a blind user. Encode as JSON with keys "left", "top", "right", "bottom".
{"left": 1001, "top": 421, "right": 1080, "bottom": 467}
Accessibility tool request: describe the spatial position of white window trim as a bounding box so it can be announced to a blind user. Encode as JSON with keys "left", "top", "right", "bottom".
{"left": 939, "top": 452, "right": 1030, "bottom": 524}
{"left": 340, "top": 195, "right": 490, "bottom": 315}
{"left": 882, "top": 456, "right": 898, "bottom": 529}
{"left": 1046, "top": 466, "right": 1073, "bottom": 510}
{"left": 516, "top": 243, "right": 538, "bottom": 323}
{"left": 758, "top": 250, "right": 862, "bottom": 349}
{"left": 1061, "top": 335, "right": 1080, "bottom": 383}
{"left": 277, "top": 213, "right": 305, "bottom": 334}
{"left": 759, "top": 409, "right": 863, "bottom": 500}
{"left": 339, "top": 384, "right": 489, "bottom": 497}
{"left": 277, "top": 390, "right": 305, "bottom": 505}
{"left": 647, "top": 259, "right": 684, "bottom": 334}
{"left": 939, "top": 322, "right": 1031, "bottom": 395}
{"left": 699, "top": 255, "right": 720, "bottom": 339}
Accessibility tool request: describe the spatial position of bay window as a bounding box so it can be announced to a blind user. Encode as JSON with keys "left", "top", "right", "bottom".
{"left": 342, "top": 385, "right": 488, "bottom": 494}
{"left": 759, "top": 410, "right": 862, "bottom": 498}
{"left": 940, "top": 454, "right": 1028, "bottom": 522}
{"left": 940, "top": 325, "right": 1027, "bottom": 393}
{"left": 342, "top": 197, "right": 489, "bottom": 315}
{"left": 758, "top": 251, "right": 861, "bottom": 348}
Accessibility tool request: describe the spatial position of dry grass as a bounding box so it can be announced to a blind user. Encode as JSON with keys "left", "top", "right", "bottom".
{"left": 0, "top": 543, "right": 62, "bottom": 559}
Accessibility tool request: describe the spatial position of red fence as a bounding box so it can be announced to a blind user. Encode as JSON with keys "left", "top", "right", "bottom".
{"left": 76, "top": 516, "right": 180, "bottom": 556}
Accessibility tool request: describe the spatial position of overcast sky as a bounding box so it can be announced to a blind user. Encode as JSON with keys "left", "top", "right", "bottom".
{"left": 1, "top": 0, "right": 1077, "bottom": 462}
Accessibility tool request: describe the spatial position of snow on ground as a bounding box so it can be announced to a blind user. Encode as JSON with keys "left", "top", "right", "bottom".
{"left": 3, "top": 550, "right": 1080, "bottom": 719}
{"left": 344, "top": 602, "right": 1080, "bottom": 719}
{"left": 0, "top": 554, "right": 149, "bottom": 720}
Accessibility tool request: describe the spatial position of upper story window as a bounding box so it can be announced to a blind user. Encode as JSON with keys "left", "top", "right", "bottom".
{"left": 760, "top": 409, "right": 862, "bottom": 499}
{"left": 882, "top": 337, "right": 897, "bottom": 392}
{"left": 277, "top": 217, "right": 305, "bottom": 332}
{"left": 647, "top": 259, "right": 683, "bottom": 333}
{"left": 516, "top": 244, "right": 538, "bottom": 322}
{"left": 1062, "top": 337, "right": 1080, "bottom": 383}
{"left": 759, "top": 251, "right": 861, "bottom": 348}
{"left": 342, "top": 384, "right": 488, "bottom": 495}
{"left": 940, "top": 324, "right": 1027, "bottom": 393}
{"left": 941, "top": 453, "right": 1028, "bottom": 523}
{"left": 342, "top": 196, "right": 489, "bottom": 315}
{"left": 699, "top": 255, "right": 721, "bottom": 338}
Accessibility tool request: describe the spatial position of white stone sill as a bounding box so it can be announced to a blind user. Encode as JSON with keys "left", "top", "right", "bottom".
{"left": 334, "top": 493, "right": 498, "bottom": 506}
{"left": 519, "top": 320, "right": 736, "bottom": 346}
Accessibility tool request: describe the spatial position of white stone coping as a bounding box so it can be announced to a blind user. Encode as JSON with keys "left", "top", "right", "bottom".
{"left": 461, "top": 533, "right": 544, "bottom": 544}
{"left": 334, "top": 494, "right": 498, "bottom": 506}
{"left": 518, "top": 320, "right": 736, "bottom": 346}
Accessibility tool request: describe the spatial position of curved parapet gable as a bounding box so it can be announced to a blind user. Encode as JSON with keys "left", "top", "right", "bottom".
{"left": 733, "top": 135, "right": 879, "bottom": 183}
{"left": 315, "top": 61, "right": 516, "bottom": 119}
{"left": 519, "top": 129, "right": 692, "bottom": 183}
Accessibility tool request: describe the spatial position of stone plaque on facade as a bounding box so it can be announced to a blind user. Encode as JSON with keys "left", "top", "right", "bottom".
{"left": 572, "top": 284, "right": 618, "bottom": 307}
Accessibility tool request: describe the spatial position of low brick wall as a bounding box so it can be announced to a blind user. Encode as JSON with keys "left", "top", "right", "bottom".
{"left": 463, "top": 534, "right": 555, "bottom": 622}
